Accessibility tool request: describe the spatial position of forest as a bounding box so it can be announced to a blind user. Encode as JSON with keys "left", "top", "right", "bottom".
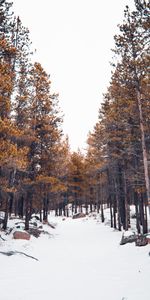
{"left": 0, "top": 0, "right": 150, "bottom": 235}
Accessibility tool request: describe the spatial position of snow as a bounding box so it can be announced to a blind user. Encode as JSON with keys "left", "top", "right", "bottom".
{"left": 0, "top": 213, "right": 150, "bottom": 300}
{"left": 123, "top": 230, "right": 136, "bottom": 237}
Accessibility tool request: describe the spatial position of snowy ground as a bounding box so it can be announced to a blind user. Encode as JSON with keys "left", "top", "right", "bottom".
{"left": 0, "top": 213, "right": 150, "bottom": 300}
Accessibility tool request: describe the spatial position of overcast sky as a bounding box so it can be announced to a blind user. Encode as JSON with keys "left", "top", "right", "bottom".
{"left": 12, "top": 0, "right": 135, "bottom": 152}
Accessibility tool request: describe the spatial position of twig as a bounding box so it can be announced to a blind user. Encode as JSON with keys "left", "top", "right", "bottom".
{"left": 0, "top": 251, "right": 38, "bottom": 261}
{"left": 0, "top": 235, "right": 6, "bottom": 241}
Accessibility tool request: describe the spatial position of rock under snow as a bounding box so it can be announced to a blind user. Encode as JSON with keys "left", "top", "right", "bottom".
{"left": 13, "top": 230, "right": 30, "bottom": 240}
{"left": 135, "top": 235, "right": 148, "bottom": 247}
{"left": 72, "top": 212, "right": 86, "bottom": 219}
{"left": 120, "top": 232, "right": 137, "bottom": 245}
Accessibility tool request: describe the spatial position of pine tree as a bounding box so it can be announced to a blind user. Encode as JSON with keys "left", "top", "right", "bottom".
{"left": 67, "top": 151, "right": 86, "bottom": 214}
{"left": 28, "top": 62, "right": 62, "bottom": 176}
{"left": 113, "top": 1, "right": 150, "bottom": 207}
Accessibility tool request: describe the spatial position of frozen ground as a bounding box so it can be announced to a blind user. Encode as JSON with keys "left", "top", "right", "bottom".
{"left": 0, "top": 213, "right": 150, "bottom": 300}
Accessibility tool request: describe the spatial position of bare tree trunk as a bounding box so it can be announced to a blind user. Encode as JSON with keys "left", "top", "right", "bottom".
{"left": 113, "top": 194, "right": 117, "bottom": 229}
{"left": 114, "top": 180, "right": 121, "bottom": 231}
{"left": 3, "top": 196, "right": 10, "bottom": 230}
{"left": 85, "top": 199, "right": 88, "bottom": 215}
{"left": 135, "top": 194, "right": 141, "bottom": 234}
{"left": 40, "top": 209, "right": 42, "bottom": 221}
{"left": 110, "top": 204, "right": 113, "bottom": 227}
{"left": 137, "top": 90, "right": 150, "bottom": 210}
{"left": 123, "top": 168, "right": 129, "bottom": 231}
{"left": 66, "top": 207, "right": 69, "bottom": 217}
{"left": 100, "top": 182, "right": 105, "bottom": 223}
{"left": 25, "top": 196, "right": 30, "bottom": 231}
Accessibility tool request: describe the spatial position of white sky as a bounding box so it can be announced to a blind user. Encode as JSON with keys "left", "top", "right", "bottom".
{"left": 12, "top": 0, "right": 135, "bottom": 152}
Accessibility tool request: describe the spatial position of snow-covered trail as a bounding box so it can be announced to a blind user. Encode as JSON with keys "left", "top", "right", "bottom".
{"left": 0, "top": 216, "right": 150, "bottom": 300}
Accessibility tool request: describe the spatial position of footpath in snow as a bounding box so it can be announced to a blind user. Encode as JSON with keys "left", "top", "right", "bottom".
{"left": 0, "top": 214, "right": 150, "bottom": 300}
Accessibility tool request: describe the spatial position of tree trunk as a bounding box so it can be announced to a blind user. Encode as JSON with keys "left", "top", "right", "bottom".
{"left": 118, "top": 163, "right": 126, "bottom": 230}
{"left": 113, "top": 196, "right": 117, "bottom": 229}
{"left": 85, "top": 200, "right": 88, "bottom": 215}
{"left": 114, "top": 178, "right": 121, "bottom": 231}
{"left": 40, "top": 209, "right": 42, "bottom": 222}
{"left": 123, "top": 168, "right": 129, "bottom": 231}
{"left": 25, "top": 198, "right": 30, "bottom": 231}
{"left": 18, "top": 196, "right": 24, "bottom": 218}
{"left": 144, "top": 203, "right": 148, "bottom": 234}
{"left": 3, "top": 196, "right": 10, "bottom": 230}
{"left": 137, "top": 90, "right": 150, "bottom": 210}
{"left": 110, "top": 204, "right": 113, "bottom": 228}
{"left": 134, "top": 192, "right": 141, "bottom": 234}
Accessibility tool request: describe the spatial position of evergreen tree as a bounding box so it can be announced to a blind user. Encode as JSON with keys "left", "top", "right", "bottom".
{"left": 113, "top": 0, "right": 150, "bottom": 206}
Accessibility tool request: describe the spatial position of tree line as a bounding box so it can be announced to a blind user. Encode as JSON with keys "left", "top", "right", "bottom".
{"left": 86, "top": 0, "right": 150, "bottom": 233}
{"left": 0, "top": 0, "right": 149, "bottom": 234}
